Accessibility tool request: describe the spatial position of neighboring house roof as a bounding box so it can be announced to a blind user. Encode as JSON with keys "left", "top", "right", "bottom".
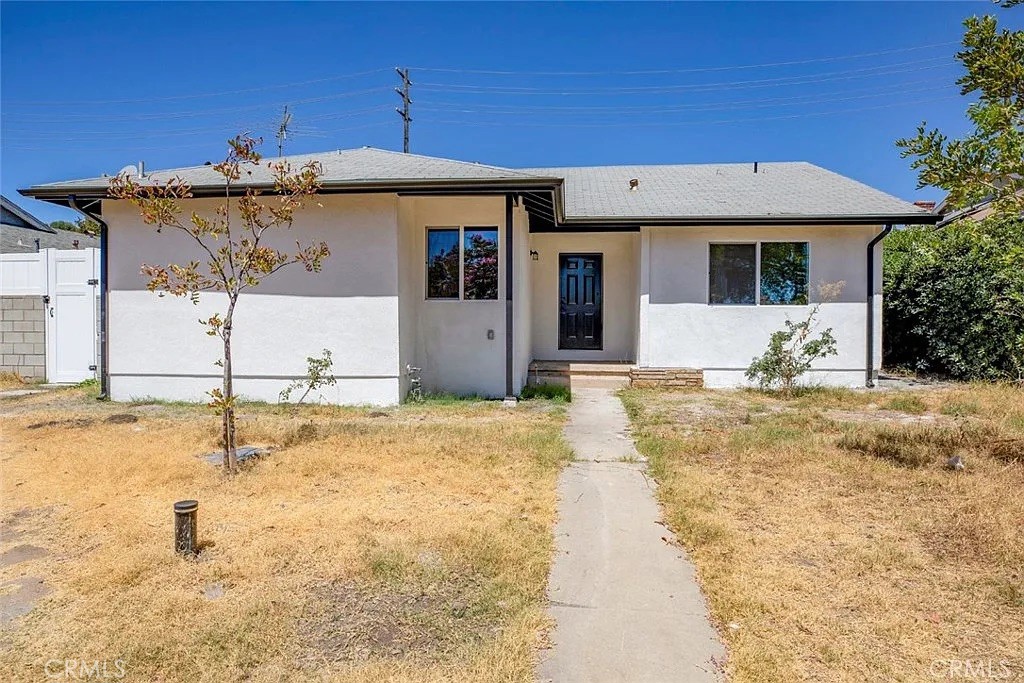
{"left": 1, "top": 223, "right": 98, "bottom": 253}
{"left": 1, "top": 194, "right": 98, "bottom": 253}
{"left": 19, "top": 147, "right": 938, "bottom": 226}
{"left": 2, "top": 194, "right": 54, "bottom": 233}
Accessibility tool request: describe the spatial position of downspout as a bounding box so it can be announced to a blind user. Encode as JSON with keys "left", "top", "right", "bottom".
{"left": 865, "top": 224, "right": 892, "bottom": 388}
{"left": 504, "top": 194, "right": 515, "bottom": 400}
{"left": 68, "top": 195, "right": 109, "bottom": 400}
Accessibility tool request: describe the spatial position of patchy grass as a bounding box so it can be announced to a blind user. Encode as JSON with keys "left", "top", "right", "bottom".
{"left": 884, "top": 394, "right": 928, "bottom": 415}
{"left": 621, "top": 384, "right": 1024, "bottom": 682}
{"left": 0, "top": 387, "right": 571, "bottom": 682}
{"left": 0, "top": 371, "right": 31, "bottom": 390}
{"left": 519, "top": 384, "right": 571, "bottom": 403}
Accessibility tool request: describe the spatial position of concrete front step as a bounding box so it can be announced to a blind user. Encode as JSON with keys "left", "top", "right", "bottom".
{"left": 528, "top": 361, "right": 636, "bottom": 390}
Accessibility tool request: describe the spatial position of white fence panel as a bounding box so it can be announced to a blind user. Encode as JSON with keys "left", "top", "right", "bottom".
{"left": 0, "top": 251, "right": 47, "bottom": 295}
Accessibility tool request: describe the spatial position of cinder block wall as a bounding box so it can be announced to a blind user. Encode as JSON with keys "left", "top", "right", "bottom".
{"left": 1, "top": 297, "right": 46, "bottom": 380}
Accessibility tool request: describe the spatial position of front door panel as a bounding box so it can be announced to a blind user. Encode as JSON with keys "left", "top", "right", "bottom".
{"left": 559, "top": 254, "right": 602, "bottom": 350}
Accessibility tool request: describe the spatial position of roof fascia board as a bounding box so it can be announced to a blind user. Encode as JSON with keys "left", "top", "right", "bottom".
{"left": 557, "top": 213, "right": 940, "bottom": 227}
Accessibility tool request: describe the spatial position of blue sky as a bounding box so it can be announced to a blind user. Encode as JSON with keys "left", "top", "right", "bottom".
{"left": 2, "top": 1, "right": 1018, "bottom": 223}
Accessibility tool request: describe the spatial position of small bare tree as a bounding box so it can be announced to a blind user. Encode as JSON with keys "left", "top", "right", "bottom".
{"left": 110, "top": 135, "right": 330, "bottom": 473}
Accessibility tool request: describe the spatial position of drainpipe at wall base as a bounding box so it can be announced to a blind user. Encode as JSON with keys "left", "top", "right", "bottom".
{"left": 865, "top": 224, "right": 892, "bottom": 389}
{"left": 67, "top": 195, "right": 109, "bottom": 400}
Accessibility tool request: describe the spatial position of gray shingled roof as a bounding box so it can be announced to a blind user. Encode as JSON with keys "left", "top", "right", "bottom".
{"left": 1, "top": 195, "right": 99, "bottom": 253}
{"left": 24, "top": 147, "right": 551, "bottom": 194}
{"left": 21, "top": 148, "right": 934, "bottom": 224}
{"left": 520, "top": 161, "right": 928, "bottom": 222}
{"left": 1, "top": 224, "right": 99, "bottom": 253}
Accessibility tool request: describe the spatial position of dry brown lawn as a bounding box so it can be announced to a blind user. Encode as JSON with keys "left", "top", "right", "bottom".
{"left": 621, "top": 384, "right": 1024, "bottom": 683}
{"left": 0, "top": 387, "right": 571, "bottom": 682}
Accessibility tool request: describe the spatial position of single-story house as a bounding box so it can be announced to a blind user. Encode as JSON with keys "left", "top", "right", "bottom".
{"left": 20, "top": 148, "right": 938, "bottom": 405}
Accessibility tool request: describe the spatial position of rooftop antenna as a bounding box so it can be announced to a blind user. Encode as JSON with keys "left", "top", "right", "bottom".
{"left": 276, "top": 105, "right": 292, "bottom": 157}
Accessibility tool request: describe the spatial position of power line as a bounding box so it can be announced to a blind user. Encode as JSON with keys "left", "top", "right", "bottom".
{"left": 416, "top": 84, "right": 952, "bottom": 117}
{"left": 414, "top": 77, "right": 950, "bottom": 113}
{"left": 4, "top": 68, "right": 392, "bottom": 107}
{"left": 416, "top": 57, "right": 954, "bottom": 96}
{"left": 417, "top": 95, "right": 960, "bottom": 129}
{"left": 409, "top": 41, "right": 957, "bottom": 76}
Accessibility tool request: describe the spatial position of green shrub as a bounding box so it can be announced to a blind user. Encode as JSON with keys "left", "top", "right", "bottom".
{"left": 884, "top": 216, "right": 1024, "bottom": 380}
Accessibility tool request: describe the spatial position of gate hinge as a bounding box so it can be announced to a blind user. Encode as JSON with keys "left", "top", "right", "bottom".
{"left": 87, "top": 278, "right": 99, "bottom": 285}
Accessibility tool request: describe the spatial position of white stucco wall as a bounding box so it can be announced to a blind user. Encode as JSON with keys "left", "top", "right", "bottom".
{"left": 638, "top": 225, "right": 882, "bottom": 388}
{"left": 529, "top": 231, "right": 639, "bottom": 362}
{"left": 103, "top": 194, "right": 402, "bottom": 405}
{"left": 404, "top": 196, "right": 508, "bottom": 398}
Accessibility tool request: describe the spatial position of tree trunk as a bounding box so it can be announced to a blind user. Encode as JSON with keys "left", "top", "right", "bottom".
{"left": 222, "top": 299, "right": 238, "bottom": 474}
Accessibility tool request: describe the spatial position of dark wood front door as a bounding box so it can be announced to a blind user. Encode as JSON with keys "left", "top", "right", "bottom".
{"left": 559, "top": 254, "right": 603, "bottom": 350}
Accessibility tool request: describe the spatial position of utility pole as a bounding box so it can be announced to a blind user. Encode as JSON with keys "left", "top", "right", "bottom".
{"left": 276, "top": 105, "right": 292, "bottom": 157}
{"left": 395, "top": 67, "right": 411, "bottom": 153}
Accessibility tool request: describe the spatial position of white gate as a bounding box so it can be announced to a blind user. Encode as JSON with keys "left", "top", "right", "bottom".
{"left": 0, "top": 248, "right": 99, "bottom": 384}
{"left": 44, "top": 249, "right": 99, "bottom": 383}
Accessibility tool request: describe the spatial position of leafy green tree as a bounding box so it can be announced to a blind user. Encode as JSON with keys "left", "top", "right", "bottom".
{"left": 890, "top": 5, "right": 1024, "bottom": 380}
{"left": 897, "top": 10, "right": 1023, "bottom": 214}
{"left": 109, "top": 135, "right": 330, "bottom": 472}
{"left": 50, "top": 218, "right": 100, "bottom": 235}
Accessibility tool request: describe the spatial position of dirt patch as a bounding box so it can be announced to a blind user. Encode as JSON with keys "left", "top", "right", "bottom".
{"left": 298, "top": 578, "right": 498, "bottom": 665}
{"left": 0, "top": 544, "right": 48, "bottom": 569}
{"left": 26, "top": 418, "right": 94, "bottom": 430}
{"left": 104, "top": 413, "right": 139, "bottom": 425}
{"left": 0, "top": 507, "right": 56, "bottom": 545}
{"left": 0, "top": 577, "right": 49, "bottom": 628}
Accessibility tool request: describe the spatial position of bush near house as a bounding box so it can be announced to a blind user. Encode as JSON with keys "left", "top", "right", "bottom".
{"left": 883, "top": 215, "right": 1024, "bottom": 380}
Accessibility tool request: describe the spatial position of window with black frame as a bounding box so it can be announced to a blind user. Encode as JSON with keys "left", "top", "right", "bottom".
{"left": 708, "top": 243, "right": 756, "bottom": 304}
{"left": 760, "top": 242, "right": 809, "bottom": 305}
{"left": 426, "top": 228, "right": 459, "bottom": 299}
{"left": 708, "top": 241, "right": 809, "bottom": 305}
{"left": 426, "top": 226, "right": 499, "bottom": 300}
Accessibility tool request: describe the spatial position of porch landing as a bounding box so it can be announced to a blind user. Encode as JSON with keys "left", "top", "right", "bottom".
{"left": 527, "top": 360, "right": 636, "bottom": 390}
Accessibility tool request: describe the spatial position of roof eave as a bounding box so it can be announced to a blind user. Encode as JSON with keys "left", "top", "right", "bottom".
{"left": 558, "top": 213, "right": 940, "bottom": 227}
{"left": 20, "top": 177, "right": 564, "bottom": 206}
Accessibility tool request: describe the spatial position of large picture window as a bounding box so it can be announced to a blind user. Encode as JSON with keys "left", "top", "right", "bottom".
{"left": 426, "top": 226, "right": 499, "bottom": 300}
{"left": 708, "top": 241, "right": 809, "bottom": 306}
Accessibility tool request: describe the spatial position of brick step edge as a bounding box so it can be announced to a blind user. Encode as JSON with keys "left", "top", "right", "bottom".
{"left": 629, "top": 368, "right": 704, "bottom": 388}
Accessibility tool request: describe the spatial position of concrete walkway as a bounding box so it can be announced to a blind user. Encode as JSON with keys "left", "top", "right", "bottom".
{"left": 538, "top": 387, "right": 725, "bottom": 683}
